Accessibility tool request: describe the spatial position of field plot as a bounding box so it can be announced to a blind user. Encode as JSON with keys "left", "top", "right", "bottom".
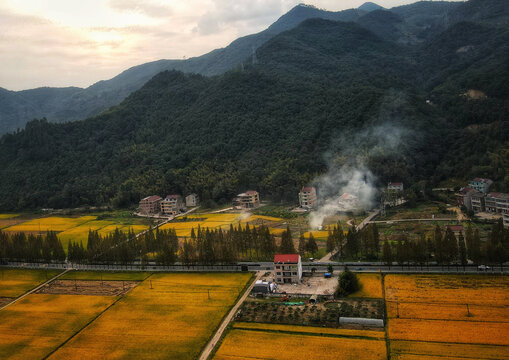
{"left": 0, "top": 268, "right": 62, "bottom": 297}
{"left": 3, "top": 215, "right": 148, "bottom": 251}
{"left": 48, "top": 272, "right": 252, "bottom": 360}
{"left": 385, "top": 274, "right": 509, "bottom": 358}
{"left": 0, "top": 214, "right": 19, "bottom": 219}
{"left": 214, "top": 328, "right": 387, "bottom": 360}
{"left": 61, "top": 271, "right": 151, "bottom": 281}
{"left": 350, "top": 273, "right": 383, "bottom": 298}
{"left": 35, "top": 280, "right": 139, "bottom": 296}
{"left": 0, "top": 294, "right": 116, "bottom": 359}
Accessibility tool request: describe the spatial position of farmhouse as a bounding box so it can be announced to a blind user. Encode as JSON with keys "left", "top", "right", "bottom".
{"left": 185, "top": 193, "right": 199, "bottom": 207}
{"left": 160, "top": 195, "right": 184, "bottom": 215}
{"left": 485, "top": 192, "right": 509, "bottom": 214}
{"left": 233, "top": 190, "right": 260, "bottom": 209}
{"left": 299, "top": 186, "right": 317, "bottom": 209}
{"left": 446, "top": 224, "right": 464, "bottom": 236}
{"left": 387, "top": 182, "right": 404, "bottom": 191}
{"left": 338, "top": 193, "right": 360, "bottom": 211}
{"left": 503, "top": 212, "right": 509, "bottom": 228}
{"left": 274, "top": 254, "right": 302, "bottom": 284}
{"left": 139, "top": 195, "right": 162, "bottom": 215}
{"left": 456, "top": 187, "right": 476, "bottom": 211}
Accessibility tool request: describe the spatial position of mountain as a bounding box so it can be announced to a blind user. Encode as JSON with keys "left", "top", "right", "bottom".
{"left": 358, "top": 2, "right": 384, "bottom": 12}
{"left": 0, "top": 1, "right": 471, "bottom": 136}
{"left": 0, "top": 4, "right": 367, "bottom": 136}
{"left": 1, "top": 7, "right": 508, "bottom": 211}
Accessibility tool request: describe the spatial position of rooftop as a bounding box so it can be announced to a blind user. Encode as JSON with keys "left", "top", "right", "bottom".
{"left": 142, "top": 195, "right": 162, "bottom": 202}
{"left": 487, "top": 192, "right": 509, "bottom": 199}
{"left": 301, "top": 186, "right": 315, "bottom": 192}
{"left": 165, "top": 195, "right": 181, "bottom": 199}
{"left": 471, "top": 178, "right": 493, "bottom": 183}
{"left": 274, "top": 254, "right": 300, "bottom": 263}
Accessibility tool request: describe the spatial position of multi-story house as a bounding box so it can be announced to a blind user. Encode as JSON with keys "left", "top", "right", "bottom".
{"left": 299, "top": 186, "right": 317, "bottom": 209}
{"left": 470, "top": 191, "right": 485, "bottom": 213}
{"left": 469, "top": 178, "right": 493, "bottom": 194}
{"left": 139, "top": 195, "right": 162, "bottom": 215}
{"left": 485, "top": 193, "right": 509, "bottom": 214}
{"left": 273, "top": 254, "right": 302, "bottom": 284}
{"left": 160, "top": 195, "right": 184, "bottom": 215}
{"left": 456, "top": 187, "right": 476, "bottom": 211}
{"left": 233, "top": 190, "right": 260, "bottom": 209}
{"left": 185, "top": 193, "right": 199, "bottom": 207}
{"left": 503, "top": 212, "right": 509, "bottom": 228}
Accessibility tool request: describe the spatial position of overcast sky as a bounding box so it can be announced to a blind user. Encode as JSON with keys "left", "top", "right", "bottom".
{"left": 0, "top": 0, "right": 464, "bottom": 91}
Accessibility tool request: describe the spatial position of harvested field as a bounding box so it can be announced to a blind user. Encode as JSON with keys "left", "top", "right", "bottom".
{"left": 35, "top": 280, "right": 139, "bottom": 296}
{"left": 0, "top": 294, "right": 116, "bottom": 359}
{"left": 233, "top": 322, "right": 384, "bottom": 338}
{"left": 48, "top": 272, "right": 252, "bottom": 360}
{"left": 0, "top": 268, "right": 62, "bottom": 297}
{"left": 391, "top": 340, "right": 509, "bottom": 360}
{"left": 213, "top": 329, "right": 387, "bottom": 360}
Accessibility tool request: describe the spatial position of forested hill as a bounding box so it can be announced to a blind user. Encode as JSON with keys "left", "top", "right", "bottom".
{"left": 0, "top": 0, "right": 469, "bottom": 135}
{"left": 0, "top": 4, "right": 508, "bottom": 211}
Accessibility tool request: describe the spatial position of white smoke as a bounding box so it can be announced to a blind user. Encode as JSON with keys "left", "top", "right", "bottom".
{"left": 309, "top": 165, "right": 376, "bottom": 229}
{"left": 308, "top": 91, "right": 413, "bottom": 230}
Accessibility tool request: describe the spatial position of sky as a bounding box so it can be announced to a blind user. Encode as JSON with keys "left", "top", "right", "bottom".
{"left": 0, "top": 0, "right": 464, "bottom": 91}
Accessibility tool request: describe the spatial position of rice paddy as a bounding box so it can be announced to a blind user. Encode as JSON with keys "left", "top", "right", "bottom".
{"left": 0, "top": 268, "right": 62, "bottom": 298}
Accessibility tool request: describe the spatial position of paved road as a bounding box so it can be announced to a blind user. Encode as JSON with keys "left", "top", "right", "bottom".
{"left": 0, "top": 268, "right": 71, "bottom": 311}
{"left": 199, "top": 271, "right": 263, "bottom": 360}
{"left": 369, "top": 217, "right": 457, "bottom": 224}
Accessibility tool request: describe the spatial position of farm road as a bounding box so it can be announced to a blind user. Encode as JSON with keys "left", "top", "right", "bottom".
{"left": 0, "top": 268, "right": 71, "bottom": 311}
{"left": 199, "top": 271, "right": 263, "bottom": 360}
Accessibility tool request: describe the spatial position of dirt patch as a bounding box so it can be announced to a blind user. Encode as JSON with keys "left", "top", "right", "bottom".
{"left": 35, "top": 280, "right": 139, "bottom": 296}
{"left": 0, "top": 297, "right": 14, "bottom": 307}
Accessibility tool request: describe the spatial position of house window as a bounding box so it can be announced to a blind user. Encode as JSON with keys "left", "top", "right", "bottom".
{"left": 292, "top": 272, "right": 297, "bottom": 275}
{"left": 276, "top": 266, "right": 281, "bottom": 269}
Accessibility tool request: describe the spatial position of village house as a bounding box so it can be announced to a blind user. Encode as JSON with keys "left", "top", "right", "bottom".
{"left": 387, "top": 182, "right": 404, "bottom": 191}
{"left": 138, "top": 195, "right": 162, "bottom": 215}
{"left": 456, "top": 187, "right": 476, "bottom": 211}
{"left": 273, "top": 254, "right": 302, "bottom": 284}
{"left": 470, "top": 191, "right": 485, "bottom": 213}
{"left": 185, "top": 193, "right": 199, "bottom": 207}
{"left": 503, "top": 212, "right": 509, "bottom": 228}
{"left": 160, "top": 195, "right": 184, "bottom": 215}
{"left": 446, "top": 224, "right": 464, "bottom": 236}
{"left": 299, "top": 186, "right": 317, "bottom": 209}
{"left": 233, "top": 190, "right": 260, "bottom": 209}
{"left": 485, "top": 192, "right": 509, "bottom": 214}
{"left": 469, "top": 178, "right": 493, "bottom": 194}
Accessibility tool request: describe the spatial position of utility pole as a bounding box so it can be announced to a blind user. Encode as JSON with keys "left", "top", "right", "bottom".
{"left": 150, "top": 280, "right": 153, "bottom": 289}
{"left": 208, "top": 289, "right": 210, "bottom": 300}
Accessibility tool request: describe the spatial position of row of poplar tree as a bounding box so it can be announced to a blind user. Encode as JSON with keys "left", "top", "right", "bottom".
{"left": 0, "top": 231, "right": 66, "bottom": 262}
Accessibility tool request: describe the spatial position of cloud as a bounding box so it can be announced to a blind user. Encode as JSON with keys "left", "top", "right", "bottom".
{"left": 109, "top": 0, "right": 173, "bottom": 18}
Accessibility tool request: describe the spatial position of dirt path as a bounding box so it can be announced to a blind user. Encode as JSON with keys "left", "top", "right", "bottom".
{"left": 0, "top": 268, "right": 71, "bottom": 311}
{"left": 199, "top": 271, "right": 263, "bottom": 360}
{"left": 35, "top": 279, "right": 139, "bottom": 296}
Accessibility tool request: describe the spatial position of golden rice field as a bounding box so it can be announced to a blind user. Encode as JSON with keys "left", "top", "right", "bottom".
{"left": 0, "top": 268, "right": 62, "bottom": 297}
{"left": 213, "top": 329, "right": 387, "bottom": 360}
{"left": 160, "top": 212, "right": 285, "bottom": 237}
{"left": 385, "top": 274, "right": 509, "bottom": 359}
{"left": 350, "top": 273, "right": 383, "bottom": 298}
{"left": 302, "top": 230, "right": 329, "bottom": 239}
{"left": 3, "top": 216, "right": 148, "bottom": 252}
{"left": 0, "top": 214, "right": 19, "bottom": 219}
{"left": 60, "top": 271, "right": 152, "bottom": 281}
{"left": 0, "top": 294, "right": 116, "bottom": 359}
{"left": 48, "top": 272, "right": 252, "bottom": 360}
{"left": 232, "top": 322, "right": 384, "bottom": 338}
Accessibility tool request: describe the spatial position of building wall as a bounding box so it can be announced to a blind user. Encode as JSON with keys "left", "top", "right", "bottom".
{"left": 274, "top": 257, "right": 302, "bottom": 284}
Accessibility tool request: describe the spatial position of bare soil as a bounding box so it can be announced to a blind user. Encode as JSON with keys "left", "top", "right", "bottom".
{"left": 35, "top": 280, "right": 139, "bottom": 296}
{"left": 0, "top": 297, "right": 13, "bottom": 307}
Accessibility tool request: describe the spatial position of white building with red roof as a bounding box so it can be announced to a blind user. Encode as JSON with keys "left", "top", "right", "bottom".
{"left": 160, "top": 194, "right": 184, "bottom": 215}
{"left": 274, "top": 254, "right": 302, "bottom": 284}
{"left": 387, "top": 182, "right": 404, "bottom": 191}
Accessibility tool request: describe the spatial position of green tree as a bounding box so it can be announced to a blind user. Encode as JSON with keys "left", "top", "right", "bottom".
{"left": 335, "top": 267, "right": 359, "bottom": 297}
